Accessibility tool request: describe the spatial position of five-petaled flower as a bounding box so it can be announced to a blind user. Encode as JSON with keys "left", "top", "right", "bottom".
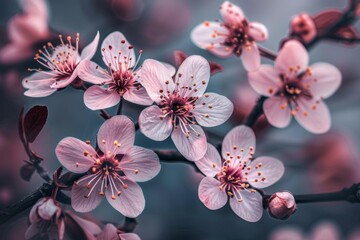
{"left": 78, "top": 31, "right": 154, "bottom": 110}
{"left": 138, "top": 55, "right": 233, "bottom": 161}
{"left": 55, "top": 116, "right": 161, "bottom": 217}
{"left": 191, "top": 1, "right": 268, "bottom": 71}
{"left": 195, "top": 125, "right": 284, "bottom": 222}
{"left": 97, "top": 224, "right": 141, "bottom": 240}
{"left": 22, "top": 31, "right": 100, "bottom": 97}
{"left": 248, "top": 40, "right": 342, "bottom": 134}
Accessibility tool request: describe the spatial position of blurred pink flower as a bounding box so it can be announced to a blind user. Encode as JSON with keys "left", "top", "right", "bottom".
{"left": 195, "top": 125, "right": 284, "bottom": 222}
{"left": 139, "top": 55, "right": 233, "bottom": 161}
{"left": 78, "top": 31, "right": 153, "bottom": 110}
{"left": 267, "top": 191, "right": 296, "bottom": 220}
{"left": 0, "top": 0, "right": 50, "bottom": 65}
{"left": 56, "top": 116, "right": 160, "bottom": 217}
{"left": 290, "top": 13, "right": 317, "bottom": 43}
{"left": 249, "top": 40, "right": 341, "bottom": 134}
{"left": 22, "top": 31, "right": 100, "bottom": 97}
{"left": 97, "top": 224, "right": 141, "bottom": 240}
{"left": 191, "top": 1, "right": 268, "bottom": 71}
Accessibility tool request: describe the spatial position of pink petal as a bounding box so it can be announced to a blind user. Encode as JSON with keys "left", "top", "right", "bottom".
{"left": 248, "top": 65, "right": 281, "bottom": 96}
{"left": 105, "top": 180, "right": 145, "bottom": 218}
{"left": 119, "top": 233, "right": 141, "bottom": 240}
{"left": 123, "top": 84, "right": 153, "bottom": 106}
{"left": 263, "top": 97, "right": 292, "bottom": 128}
{"left": 248, "top": 22, "right": 268, "bottom": 42}
{"left": 229, "top": 189, "right": 263, "bottom": 222}
{"left": 139, "top": 105, "right": 173, "bottom": 141}
{"left": 198, "top": 177, "right": 227, "bottom": 210}
{"left": 140, "top": 59, "right": 175, "bottom": 103}
{"left": 83, "top": 85, "right": 120, "bottom": 110}
{"left": 55, "top": 137, "right": 96, "bottom": 173}
{"left": 175, "top": 55, "right": 210, "bottom": 98}
{"left": 195, "top": 144, "right": 222, "bottom": 177}
{"left": 294, "top": 98, "right": 331, "bottom": 134}
{"left": 121, "top": 146, "right": 161, "bottom": 182}
{"left": 311, "top": 222, "right": 340, "bottom": 240}
{"left": 190, "top": 21, "right": 233, "bottom": 58}
{"left": 71, "top": 175, "right": 103, "bottom": 212}
{"left": 24, "top": 83, "right": 57, "bottom": 97}
{"left": 97, "top": 224, "right": 118, "bottom": 240}
{"left": 270, "top": 228, "right": 304, "bottom": 240}
{"left": 161, "top": 62, "right": 176, "bottom": 77}
{"left": 80, "top": 31, "right": 100, "bottom": 60}
{"left": 101, "top": 31, "right": 136, "bottom": 71}
{"left": 303, "top": 63, "right": 342, "bottom": 99}
{"left": 222, "top": 125, "right": 256, "bottom": 166}
{"left": 0, "top": 44, "right": 33, "bottom": 64}
{"left": 23, "top": 0, "right": 48, "bottom": 20}
{"left": 275, "top": 40, "right": 309, "bottom": 75}
{"left": 77, "top": 60, "right": 109, "bottom": 85}
{"left": 171, "top": 124, "right": 207, "bottom": 161}
{"left": 193, "top": 92, "right": 233, "bottom": 127}
{"left": 50, "top": 68, "right": 79, "bottom": 89}
{"left": 219, "top": 1, "right": 245, "bottom": 26}
{"left": 37, "top": 198, "right": 58, "bottom": 220}
{"left": 247, "top": 157, "right": 284, "bottom": 188}
{"left": 29, "top": 198, "right": 47, "bottom": 223}
{"left": 241, "top": 43, "right": 261, "bottom": 72}
{"left": 97, "top": 115, "right": 135, "bottom": 155}
{"left": 22, "top": 72, "right": 57, "bottom": 97}
{"left": 64, "top": 210, "right": 102, "bottom": 236}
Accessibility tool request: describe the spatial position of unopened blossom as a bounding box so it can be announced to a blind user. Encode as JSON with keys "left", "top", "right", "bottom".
{"left": 191, "top": 1, "right": 268, "bottom": 71}
{"left": 25, "top": 197, "right": 65, "bottom": 240}
{"left": 0, "top": 0, "right": 50, "bottom": 64}
{"left": 78, "top": 31, "right": 153, "bottom": 110}
{"left": 56, "top": 116, "right": 161, "bottom": 217}
{"left": 97, "top": 224, "right": 141, "bottom": 240}
{"left": 290, "top": 13, "right": 317, "bottom": 43}
{"left": 248, "top": 40, "right": 342, "bottom": 134}
{"left": 22, "top": 31, "right": 100, "bottom": 97}
{"left": 267, "top": 191, "right": 296, "bottom": 220}
{"left": 195, "top": 125, "right": 284, "bottom": 222}
{"left": 139, "top": 55, "right": 233, "bottom": 161}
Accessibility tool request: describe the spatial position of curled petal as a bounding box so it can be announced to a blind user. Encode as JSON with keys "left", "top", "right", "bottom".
{"left": 275, "top": 40, "right": 309, "bottom": 75}
{"left": 83, "top": 85, "right": 120, "bottom": 110}
{"left": 241, "top": 43, "right": 261, "bottom": 72}
{"left": 248, "top": 64, "right": 281, "bottom": 96}
{"left": 50, "top": 69, "right": 79, "bottom": 89}
{"left": 249, "top": 22, "right": 268, "bottom": 42}
{"left": 77, "top": 60, "right": 109, "bottom": 84}
{"left": 80, "top": 31, "right": 100, "bottom": 60}
{"left": 119, "top": 233, "right": 142, "bottom": 240}
{"left": 263, "top": 97, "right": 292, "bottom": 128}
{"left": 55, "top": 137, "right": 96, "bottom": 173}
{"left": 195, "top": 144, "right": 222, "bottom": 177}
{"left": 121, "top": 146, "right": 161, "bottom": 182}
{"left": 247, "top": 157, "right": 284, "bottom": 188}
{"left": 97, "top": 115, "right": 135, "bottom": 155}
{"left": 198, "top": 177, "right": 227, "bottom": 210}
{"left": 229, "top": 189, "right": 263, "bottom": 222}
{"left": 171, "top": 124, "right": 207, "bottom": 161}
{"left": 139, "top": 105, "right": 173, "bottom": 141}
{"left": 193, "top": 92, "right": 233, "bottom": 127}
{"left": 22, "top": 72, "right": 56, "bottom": 97}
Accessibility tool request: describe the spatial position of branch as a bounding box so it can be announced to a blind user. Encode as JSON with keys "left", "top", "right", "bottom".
{"left": 244, "top": 96, "right": 267, "bottom": 127}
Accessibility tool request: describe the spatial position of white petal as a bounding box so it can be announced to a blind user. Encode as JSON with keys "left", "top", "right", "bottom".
{"left": 195, "top": 143, "right": 222, "bottom": 177}
{"left": 198, "top": 177, "right": 228, "bottom": 210}
{"left": 247, "top": 157, "right": 284, "bottom": 188}
{"left": 229, "top": 190, "right": 263, "bottom": 222}
{"left": 263, "top": 97, "right": 292, "bottom": 128}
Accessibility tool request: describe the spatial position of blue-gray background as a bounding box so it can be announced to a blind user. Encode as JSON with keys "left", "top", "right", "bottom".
{"left": 0, "top": 0, "right": 359, "bottom": 239}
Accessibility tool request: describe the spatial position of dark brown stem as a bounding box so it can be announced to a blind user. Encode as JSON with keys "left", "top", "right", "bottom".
{"left": 118, "top": 217, "right": 137, "bottom": 233}
{"left": 258, "top": 47, "right": 277, "bottom": 61}
{"left": 154, "top": 149, "right": 202, "bottom": 173}
{"left": 244, "top": 96, "right": 267, "bottom": 127}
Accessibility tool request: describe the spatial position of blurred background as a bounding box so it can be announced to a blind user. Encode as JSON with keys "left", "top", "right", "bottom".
{"left": 0, "top": 0, "right": 360, "bottom": 239}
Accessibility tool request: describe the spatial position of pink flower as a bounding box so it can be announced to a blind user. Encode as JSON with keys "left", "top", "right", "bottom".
{"left": 55, "top": 116, "right": 161, "bottom": 217}
{"left": 248, "top": 40, "right": 342, "bottom": 134}
{"left": 78, "top": 31, "right": 153, "bottom": 110}
{"left": 25, "top": 197, "right": 65, "bottom": 240}
{"left": 0, "top": 0, "right": 50, "bottom": 64}
{"left": 191, "top": 1, "right": 268, "bottom": 71}
{"left": 22, "top": 31, "right": 100, "bottom": 97}
{"left": 97, "top": 224, "right": 141, "bottom": 240}
{"left": 138, "top": 55, "right": 233, "bottom": 161}
{"left": 267, "top": 191, "right": 296, "bottom": 220}
{"left": 290, "top": 13, "right": 317, "bottom": 44}
{"left": 195, "top": 125, "right": 284, "bottom": 222}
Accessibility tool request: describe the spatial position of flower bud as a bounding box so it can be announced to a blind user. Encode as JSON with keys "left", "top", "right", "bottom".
{"left": 268, "top": 191, "right": 296, "bottom": 220}
{"left": 290, "top": 13, "right": 317, "bottom": 43}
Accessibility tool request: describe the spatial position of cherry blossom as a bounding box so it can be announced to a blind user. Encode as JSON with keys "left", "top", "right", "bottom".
{"left": 55, "top": 116, "right": 161, "bottom": 217}
{"left": 139, "top": 55, "right": 233, "bottom": 161}
{"left": 0, "top": 0, "right": 50, "bottom": 65}
{"left": 267, "top": 191, "right": 297, "bottom": 220}
{"left": 191, "top": 1, "right": 268, "bottom": 71}
{"left": 78, "top": 31, "right": 153, "bottom": 110}
{"left": 195, "top": 125, "right": 284, "bottom": 222}
{"left": 248, "top": 40, "right": 341, "bottom": 134}
{"left": 22, "top": 31, "right": 100, "bottom": 97}
{"left": 97, "top": 224, "right": 141, "bottom": 240}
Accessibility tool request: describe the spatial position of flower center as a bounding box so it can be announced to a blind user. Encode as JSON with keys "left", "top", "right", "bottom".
{"left": 218, "top": 165, "right": 245, "bottom": 192}
{"left": 279, "top": 75, "right": 313, "bottom": 101}
{"left": 223, "top": 21, "right": 251, "bottom": 56}
{"left": 109, "top": 71, "right": 135, "bottom": 96}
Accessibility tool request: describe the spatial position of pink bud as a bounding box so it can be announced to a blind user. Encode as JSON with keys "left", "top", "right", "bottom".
{"left": 268, "top": 191, "right": 297, "bottom": 220}
{"left": 290, "top": 13, "right": 317, "bottom": 43}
